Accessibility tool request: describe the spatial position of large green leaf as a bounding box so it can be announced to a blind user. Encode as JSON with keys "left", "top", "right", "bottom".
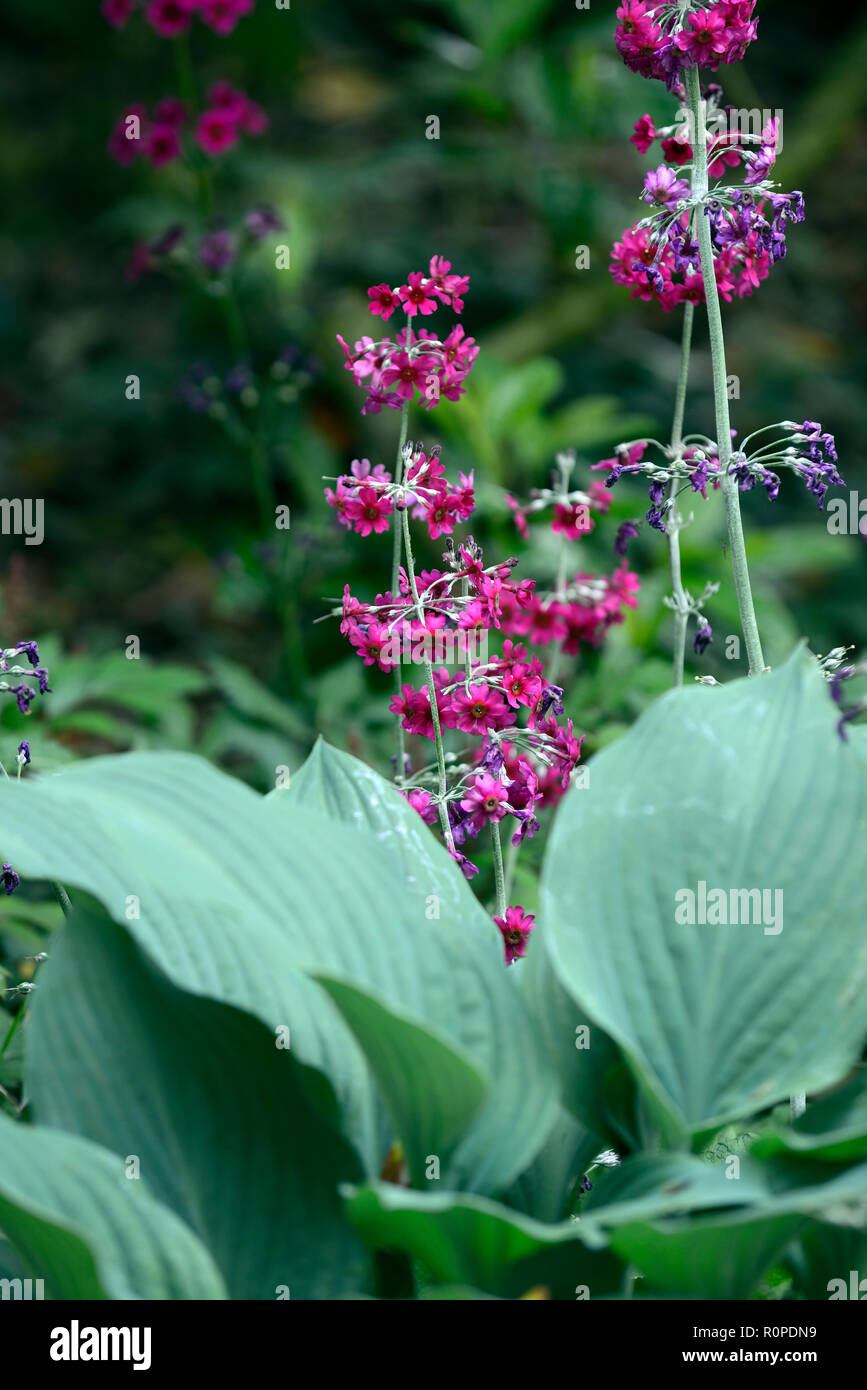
{"left": 542, "top": 650, "right": 867, "bottom": 1138}
{"left": 343, "top": 1182, "right": 623, "bottom": 1299}
{"left": 752, "top": 1068, "right": 867, "bottom": 1163}
{"left": 0, "top": 1112, "right": 227, "bottom": 1299}
{"left": 279, "top": 739, "right": 558, "bottom": 1193}
{"left": 26, "top": 905, "right": 369, "bottom": 1300}
{"left": 0, "top": 747, "right": 557, "bottom": 1193}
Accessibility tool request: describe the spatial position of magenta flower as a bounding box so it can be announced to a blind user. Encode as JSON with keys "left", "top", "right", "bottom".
{"left": 493, "top": 906, "right": 535, "bottom": 965}
{"left": 402, "top": 788, "right": 438, "bottom": 825}
{"left": 675, "top": 10, "right": 729, "bottom": 64}
{"left": 145, "top": 123, "right": 182, "bottom": 168}
{"left": 460, "top": 773, "right": 509, "bottom": 825}
{"left": 344, "top": 487, "right": 393, "bottom": 537}
{"left": 642, "top": 164, "right": 690, "bottom": 208}
{"left": 367, "top": 284, "right": 401, "bottom": 321}
{"left": 348, "top": 621, "right": 395, "bottom": 672}
{"left": 200, "top": 0, "right": 254, "bottom": 37}
{"left": 390, "top": 685, "right": 436, "bottom": 740}
{"left": 144, "top": 0, "right": 194, "bottom": 39}
{"left": 380, "top": 351, "right": 439, "bottom": 401}
{"left": 102, "top": 0, "right": 137, "bottom": 27}
{"left": 153, "top": 98, "right": 188, "bottom": 128}
{"left": 743, "top": 117, "right": 780, "bottom": 186}
{"left": 397, "top": 272, "right": 438, "bottom": 317}
{"left": 195, "top": 108, "right": 239, "bottom": 156}
{"left": 661, "top": 135, "right": 692, "bottom": 166}
{"left": 448, "top": 683, "right": 510, "bottom": 736}
{"left": 631, "top": 114, "right": 656, "bottom": 154}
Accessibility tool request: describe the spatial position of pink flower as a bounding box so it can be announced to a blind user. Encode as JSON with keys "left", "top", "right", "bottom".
{"left": 642, "top": 164, "right": 689, "bottom": 209}
{"left": 661, "top": 135, "right": 692, "bottom": 166}
{"left": 708, "top": 133, "right": 741, "bottom": 179}
{"left": 631, "top": 114, "right": 656, "bottom": 154}
{"left": 195, "top": 108, "right": 239, "bottom": 156}
{"left": 102, "top": 0, "right": 137, "bottom": 27}
{"left": 744, "top": 116, "right": 780, "bottom": 186}
{"left": 460, "top": 773, "right": 509, "bottom": 825}
{"left": 552, "top": 502, "right": 592, "bottom": 539}
{"left": 493, "top": 906, "right": 535, "bottom": 965}
{"left": 390, "top": 685, "right": 436, "bottom": 739}
{"left": 675, "top": 10, "right": 728, "bottom": 63}
{"left": 144, "top": 0, "right": 194, "bottom": 39}
{"left": 402, "top": 788, "right": 438, "bottom": 825}
{"left": 380, "top": 351, "right": 439, "bottom": 401}
{"left": 367, "top": 284, "right": 401, "bottom": 321}
{"left": 348, "top": 621, "right": 396, "bottom": 672}
{"left": 448, "top": 683, "right": 511, "bottom": 736}
{"left": 153, "top": 97, "right": 188, "bottom": 127}
{"left": 145, "top": 123, "right": 182, "bottom": 167}
{"left": 427, "top": 256, "right": 469, "bottom": 312}
{"left": 501, "top": 662, "right": 542, "bottom": 711}
{"left": 397, "top": 272, "right": 438, "bottom": 317}
{"left": 207, "top": 82, "right": 249, "bottom": 121}
{"left": 200, "top": 0, "right": 254, "bottom": 37}
{"left": 107, "top": 104, "right": 147, "bottom": 166}
{"left": 344, "top": 487, "right": 393, "bottom": 537}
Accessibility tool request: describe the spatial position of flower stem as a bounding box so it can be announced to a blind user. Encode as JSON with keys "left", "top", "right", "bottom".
{"left": 391, "top": 400, "right": 410, "bottom": 781}
{"left": 667, "top": 300, "right": 694, "bottom": 687}
{"left": 491, "top": 821, "right": 506, "bottom": 918}
{"left": 399, "top": 505, "right": 455, "bottom": 852}
{"left": 686, "top": 64, "right": 765, "bottom": 678}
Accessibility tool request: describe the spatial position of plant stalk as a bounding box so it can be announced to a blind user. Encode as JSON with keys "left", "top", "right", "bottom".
{"left": 667, "top": 300, "right": 694, "bottom": 687}
{"left": 686, "top": 65, "right": 765, "bottom": 677}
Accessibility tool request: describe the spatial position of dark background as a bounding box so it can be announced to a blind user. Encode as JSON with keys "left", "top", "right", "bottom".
{"left": 1, "top": 0, "right": 864, "bottom": 788}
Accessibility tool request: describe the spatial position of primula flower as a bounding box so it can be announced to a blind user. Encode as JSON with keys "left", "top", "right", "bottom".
{"left": 675, "top": 10, "right": 728, "bottom": 64}
{"left": 344, "top": 487, "right": 394, "bottom": 537}
{"left": 493, "top": 905, "right": 535, "bottom": 965}
{"left": 642, "top": 164, "right": 689, "bottom": 208}
{"left": 631, "top": 114, "right": 656, "bottom": 154}
{"left": 398, "top": 273, "right": 439, "bottom": 317}
{"left": 347, "top": 621, "right": 396, "bottom": 672}
{"left": 460, "top": 773, "right": 510, "bottom": 826}
{"left": 195, "top": 108, "right": 239, "bottom": 156}
{"left": 694, "top": 619, "right": 713, "bottom": 655}
{"left": 448, "top": 683, "right": 510, "bottom": 736}
{"left": 380, "top": 351, "right": 439, "bottom": 400}
{"left": 102, "top": 0, "right": 137, "bottom": 27}
{"left": 200, "top": 0, "right": 254, "bottom": 37}
{"left": 198, "top": 228, "right": 237, "bottom": 272}
{"left": 1, "top": 864, "right": 20, "bottom": 896}
{"left": 367, "top": 284, "right": 401, "bottom": 321}
{"left": 401, "top": 787, "right": 438, "bottom": 825}
{"left": 661, "top": 135, "right": 692, "bottom": 166}
{"left": 144, "top": 123, "right": 182, "bottom": 167}
{"left": 144, "top": 0, "right": 194, "bottom": 39}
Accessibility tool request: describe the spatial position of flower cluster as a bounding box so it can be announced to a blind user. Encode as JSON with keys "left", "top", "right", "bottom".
{"left": 337, "top": 258, "right": 478, "bottom": 415}
{"left": 593, "top": 419, "right": 844, "bottom": 529}
{"left": 504, "top": 452, "right": 640, "bottom": 652}
{"left": 0, "top": 642, "right": 50, "bottom": 715}
{"left": 103, "top": 0, "right": 255, "bottom": 39}
{"left": 613, "top": 92, "right": 800, "bottom": 312}
{"left": 108, "top": 83, "right": 267, "bottom": 167}
{"left": 125, "top": 205, "right": 282, "bottom": 287}
{"left": 615, "top": 1, "right": 758, "bottom": 87}
{"left": 325, "top": 450, "right": 474, "bottom": 542}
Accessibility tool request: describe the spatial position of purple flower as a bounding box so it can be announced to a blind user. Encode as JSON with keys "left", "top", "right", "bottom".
{"left": 17, "top": 740, "right": 30, "bottom": 765}
{"left": 642, "top": 164, "right": 689, "bottom": 209}
{"left": 693, "top": 620, "right": 713, "bottom": 656}
{"left": 1, "top": 864, "right": 20, "bottom": 895}
{"left": 614, "top": 520, "right": 640, "bottom": 556}
{"left": 243, "top": 205, "right": 284, "bottom": 238}
{"left": 198, "top": 228, "right": 237, "bottom": 273}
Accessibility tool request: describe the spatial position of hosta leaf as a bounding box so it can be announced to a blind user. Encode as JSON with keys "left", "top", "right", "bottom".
{"left": 0, "top": 1112, "right": 227, "bottom": 1299}
{"left": 752, "top": 1068, "right": 867, "bottom": 1163}
{"left": 343, "top": 1182, "right": 623, "bottom": 1299}
{"left": 280, "top": 739, "right": 558, "bottom": 1193}
{"left": 26, "top": 905, "right": 369, "bottom": 1300}
{"left": 314, "top": 976, "right": 488, "bottom": 1185}
{"left": 542, "top": 649, "right": 867, "bottom": 1139}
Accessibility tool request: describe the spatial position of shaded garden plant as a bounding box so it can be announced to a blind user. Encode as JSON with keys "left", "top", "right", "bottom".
{"left": 604, "top": 5, "right": 844, "bottom": 685}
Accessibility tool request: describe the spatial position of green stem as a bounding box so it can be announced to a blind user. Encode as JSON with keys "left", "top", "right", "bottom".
{"left": 0, "top": 1003, "right": 25, "bottom": 1064}
{"left": 502, "top": 834, "right": 520, "bottom": 904}
{"left": 399, "top": 506, "right": 455, "bottom": 853}
{"left": 667, "top": 300, "right": 694, "bottom": 687}
{"left": 686, "top": 64, "right": 765, "bottom": 677}
{"left": 491, "top": 821, "right": 506, "bottom": 918}
{"left": 391, "top": 401, "right": 410, "bottom": 782}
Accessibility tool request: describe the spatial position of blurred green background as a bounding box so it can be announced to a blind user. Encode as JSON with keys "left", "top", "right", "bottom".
{"left": 1, "top": 0, "right": 865, "bottom": 795}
